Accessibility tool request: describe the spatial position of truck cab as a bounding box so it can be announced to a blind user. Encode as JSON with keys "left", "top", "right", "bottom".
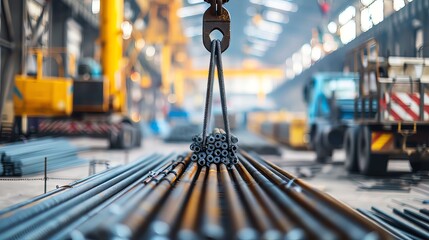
{"left": 303, "top": 72, "right": 358, "bottom": 162}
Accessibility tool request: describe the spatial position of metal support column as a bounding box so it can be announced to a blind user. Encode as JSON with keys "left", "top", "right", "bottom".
{"left": 0, "top": 0, "right": 25, "bottom": 134}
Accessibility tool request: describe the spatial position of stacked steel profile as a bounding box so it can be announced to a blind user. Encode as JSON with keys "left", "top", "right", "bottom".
{"left": 358, "top": 200, "right": 429, "bottom": 240}
{"left": 0, "top": 151, "right": 391, "bottom": 240}
{"left": 190, "top": 128, "right": 239, "bottom": 167}
{"left": 0, "top": 138, "right": 87, "bottom": 176}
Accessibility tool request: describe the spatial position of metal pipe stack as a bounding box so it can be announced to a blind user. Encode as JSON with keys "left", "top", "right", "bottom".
{"left": 358, "top": 202, "right": 429, "bottom": 240}
{"left": 190, "top": 128, "right": 239, "bottom": 167}
{"left": 0, "top": 151, "right": 391, "bottom": 240}
{"left": 0, "top": 138, "right": 87, "bottom": 176}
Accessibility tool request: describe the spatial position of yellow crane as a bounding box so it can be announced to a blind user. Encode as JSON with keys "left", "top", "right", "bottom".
{"left": 12, "top": 0, "right": 141, "bottom": 148}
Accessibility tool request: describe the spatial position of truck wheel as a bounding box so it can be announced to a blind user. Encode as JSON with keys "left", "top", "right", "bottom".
{"left": 109, "top": 132, "right": 120, "bottom": 149}
{"left": 109, "top": 125, "right": 132, "bottom": 149}
{"left": 344, "top": 127, "right": 359, "bottom": 172}
{"left": 133, "top": 123, "right": 142, "bottom": 148}
{"left": 122, "top": 124, "right": 134, "bottom": 149}
{"left": 315, "top": 135, "right": 332, "bottom": 163}
{"left": 409, "top": 154, "right": 429, "bottom": 172}
{"left": 357, "top": 126, "right": 388, "bottom": 176}
{"left": 410, "top": 162, "right": 429, "bottom": 172}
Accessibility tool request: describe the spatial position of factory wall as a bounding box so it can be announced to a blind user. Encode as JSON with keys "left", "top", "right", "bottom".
{"left": 271, "top": 0, "right": 429, "bottom": 112}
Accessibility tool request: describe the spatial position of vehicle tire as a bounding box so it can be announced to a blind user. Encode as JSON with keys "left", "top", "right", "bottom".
{"left": 133, "top": 124, "right": 142, "bottom": 148}
{"left": 357, "top": 126, "right": 388, "bottom": 176}
{"left": 122, "top": 125, "right": 133, "bottom": 149}
{"left": 109, "top": 132, "right": 120, "bottom": 149}
{"left": 344, "top": 127, "right": 359, "bottom": 172}
{"left": 134, "top": 129, "right": 142, "bottom": 147}
{"left": 315, "top": 135, "right": 332, "bottom": 163}
{"left": 410, "top": 162, "right": 429, "bottom": 172}
{"left": 109, "top": 127, "right": 129, "bottom": 149}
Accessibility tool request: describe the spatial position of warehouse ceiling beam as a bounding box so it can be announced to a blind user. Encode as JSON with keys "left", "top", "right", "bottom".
{"left": 29, "top": 1, "right": 50, "bottom": 47}
{"left": 60, "top": 0, "right": 98, "bottom": 28}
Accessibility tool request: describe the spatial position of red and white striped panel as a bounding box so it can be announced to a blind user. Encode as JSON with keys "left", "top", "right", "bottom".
{"left": 38, "top": 120, "right": 122, "bottom": 136}
{"left": 380, "top": 92, "right": 429, "bottom": 121}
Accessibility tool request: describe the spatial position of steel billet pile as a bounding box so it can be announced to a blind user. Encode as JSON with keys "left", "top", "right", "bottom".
{"left": 190, "top": 128, "right": 238, "bottom": 167}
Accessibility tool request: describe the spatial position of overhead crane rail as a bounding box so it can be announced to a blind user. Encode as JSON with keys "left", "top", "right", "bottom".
{"left": 0, "top": 152, "right": 391, "bottom": 240}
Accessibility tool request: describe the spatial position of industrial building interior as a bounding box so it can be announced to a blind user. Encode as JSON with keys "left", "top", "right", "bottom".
{"left": 1, "top": 0, "right": 429, "bottom": 239}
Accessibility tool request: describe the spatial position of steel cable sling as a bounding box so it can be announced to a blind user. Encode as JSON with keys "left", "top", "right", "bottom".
{"left": 190, "top": 1, "right": 238, "bottom": 167}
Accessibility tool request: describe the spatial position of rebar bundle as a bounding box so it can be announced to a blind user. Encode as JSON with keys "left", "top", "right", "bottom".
{"left": 193, "top": 40, "right": 239, "bottom": 168}
{"left": 0, "top": 151, "right": 391, "bottom": 240}
{"left": 0, "top": 138, "right": 87, "bottom": 176}
{"left": 190, "top": 128, "right": 238, "bottom": 167}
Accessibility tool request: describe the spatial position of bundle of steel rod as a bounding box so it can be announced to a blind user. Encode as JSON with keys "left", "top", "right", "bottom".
{"left": 190, "top": 128, "right": 239, "bottom": 167}
{"left": 0, "top": 138, "right": 87, "bottom": 176}
{"left": 0, "top": 151, "right": 391, "bottom": 240}
{"left": 358, "top": 200, "right": 429, "bottom": 240}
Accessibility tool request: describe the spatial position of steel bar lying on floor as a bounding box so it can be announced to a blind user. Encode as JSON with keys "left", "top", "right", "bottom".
{"left": 360, "top": 199, "right": 429, "bottom": 240}
{"left": 0, "top": 151, "right": 392, "bottom": 240}
{"left": 0, "top": 138, "right": 87, "bottom": 176}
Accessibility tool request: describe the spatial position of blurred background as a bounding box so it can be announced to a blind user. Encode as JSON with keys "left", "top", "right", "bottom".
{"left": 2, "top": 2, "right": 429, "bottom": 238}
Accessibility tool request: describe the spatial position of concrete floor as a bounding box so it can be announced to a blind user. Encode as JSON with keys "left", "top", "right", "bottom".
{"left": 0, "top": 137, "right": 428, "bottom": 215}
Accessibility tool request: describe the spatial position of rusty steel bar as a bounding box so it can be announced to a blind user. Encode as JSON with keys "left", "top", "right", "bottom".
{"left": 115, "top": 157, "right": 190, "bottom": 239}
{"left": 247, "top": 151, "right": 392, "bottom": 239}
{"left": 149, "top": 163, "right": 199, "bottom": 238}
{"left": 72, "top": 155, "right": 181, "bottom": 239}
{"left": 219, "top": 164, "right": 257, "bottom": 240}
{"left": 243, "top": 154, "right": 350, "bottom": 239}
{"left": 238, "top": 154, "right": 336, "bottom": 240}
{"left": 235, "top": 162, "right": 305, "bottom": 240}
{"left": 178, "top": 166, "right": 208, "bottom": 240}
{"left": 201, "top": 164, "right": 224, "bottom": 239}
{"left": 229, "top": 165, "right": 281, "bottom": 239}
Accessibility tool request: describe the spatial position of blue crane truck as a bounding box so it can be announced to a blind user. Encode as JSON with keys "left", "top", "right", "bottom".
{"left": 303, "top": 41, "right": 429, "bottom": 176}
{"left": 303, "top": 72, "right": 358, "bottom": 164}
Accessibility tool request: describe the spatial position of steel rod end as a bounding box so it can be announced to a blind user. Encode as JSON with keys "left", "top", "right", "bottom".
{"left": 284, "top": 228, "right": 306, "bottom": 240}
{"left": 236, "top": 228, "right": 258, "bottom": 240}
{"left": 177, "top": 230, "right": 199, "bottom": 240}
{"left": 150, "top": 221, "right": 170, "bottom": 237}
{"left": 111, "top": 224, "right": 132, "bottom": 239}
{"left": 262, "top": 230, "right": 282, "bottom": 240}
{"left": 202, "top": 224, "right": 224, "bottom": 240}
{"left": 361, "top": 232, "right": 380, "bottom": 240}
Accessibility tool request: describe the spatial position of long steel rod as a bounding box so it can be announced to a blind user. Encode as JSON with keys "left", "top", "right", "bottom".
{"left": 229, "top": 165, "right": 280, "bottom": 239}
{"left": 201, "top": 164, "right": 224, "bottom": 239}
{"left": 50, "top": 155, "right": 184, "bottom": 240}
{"left": 178, "top": 166, "right": 207, "bottom": 240}
{"left": 236, "top": 162, "right": 305, "bottom": 240}
{"left": 247, "top": 151, "right": 391, "bottom": 239}
{"left": 149, "top": 163, "right": 199, "bottom": 238}
{"left": 219, "top": 164, "right": 257, "bottom": 240}
{"left": 0, "top": 165, "right": 119, "bottom": 216}
{"left": 0, "top": 154, "right": 164, "bottom": 238}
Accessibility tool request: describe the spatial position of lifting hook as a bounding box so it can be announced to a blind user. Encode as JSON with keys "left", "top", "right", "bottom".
{"left": 203, "top": 0, "right": 231, "bottom": 53}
